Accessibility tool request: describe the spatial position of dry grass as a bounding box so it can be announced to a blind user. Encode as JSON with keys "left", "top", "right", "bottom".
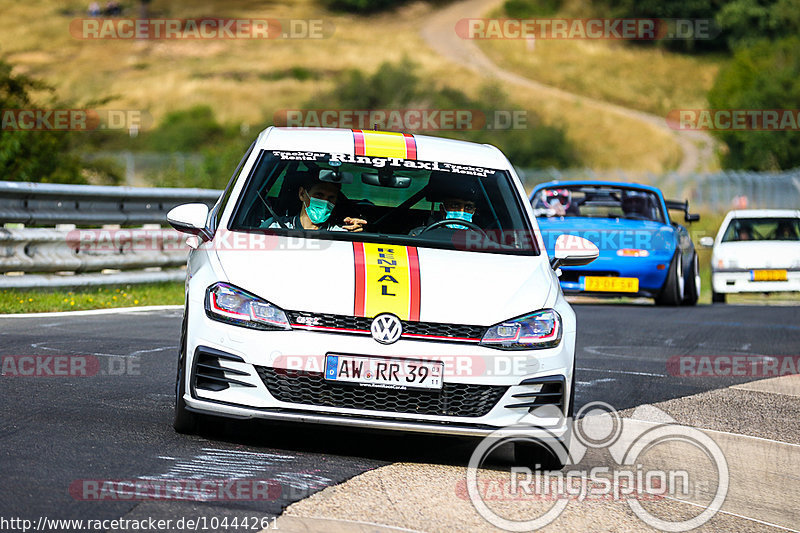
{"left": 477, "top": 6, "right": 724, "bottom": 118}
{"left": 2, "top": 0, "right": 689, "bottom": 171}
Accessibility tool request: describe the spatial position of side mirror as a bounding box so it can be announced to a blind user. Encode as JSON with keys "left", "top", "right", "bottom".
{"left": 167, "top": 203, "right": 210, "bottom": 239}
{"left": 699, "top": 236, "right": 714, "bottom": 248}
{"left": 685, "top": 213, "right": 700, "bottom": 223}
{"left": 551, "top": 234, "right": 599, "bottom": 269}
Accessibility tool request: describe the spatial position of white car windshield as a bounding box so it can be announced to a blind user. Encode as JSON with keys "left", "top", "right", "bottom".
{"left": 227, "top": 150, "right": 538, "bottom": 255}
{"left": 722, "top": 217, "right": 800, "bottom": 242}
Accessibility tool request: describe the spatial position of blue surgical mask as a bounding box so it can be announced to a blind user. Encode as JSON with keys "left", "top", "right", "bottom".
{"left": 304, "top": 193, "right": 334, "bottom": 225}
{"left": 445, "top": 210, "right": 473, "bottom": 229}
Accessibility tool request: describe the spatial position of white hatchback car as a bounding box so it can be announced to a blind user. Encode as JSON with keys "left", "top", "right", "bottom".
{"left": 167, "top": 127, "right": 597, "bottom": 466}
{"left": 702, "top": 209, "right": 800, "bottom": 303}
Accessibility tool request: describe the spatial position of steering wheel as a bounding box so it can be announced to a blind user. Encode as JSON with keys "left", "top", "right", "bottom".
{"left": 419, "top": 218, "right": 489, "bottom": 238}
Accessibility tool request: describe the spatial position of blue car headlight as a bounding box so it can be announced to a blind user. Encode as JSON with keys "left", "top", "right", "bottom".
{"left": 205, "top": 282, "right": 291, "bottom": 331}
{"left": 480, "top": 309, "right": 562, "bottom": 350}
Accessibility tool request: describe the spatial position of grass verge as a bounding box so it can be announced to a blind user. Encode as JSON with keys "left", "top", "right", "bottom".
{"left": 0, "top": 282, "right": 184, "bottom": 314}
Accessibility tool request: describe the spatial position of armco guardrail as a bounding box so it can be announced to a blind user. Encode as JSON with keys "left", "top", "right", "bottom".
{"left": 0, "top": 180, "right": 221, "bottom": 226}
{"left": 0, "top": 181, "right": 222, "bottom": 289}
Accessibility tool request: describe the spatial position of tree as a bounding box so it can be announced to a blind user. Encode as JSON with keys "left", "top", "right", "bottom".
{"left": 0, "top": 60, "right": 86, "bottom": 183}
{"left": 708, "top": 37, "right": 800, "bottom": 170}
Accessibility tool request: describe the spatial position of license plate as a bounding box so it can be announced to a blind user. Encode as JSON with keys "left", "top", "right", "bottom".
{"left": 583, "top": 276, "right": 639, "bottom": 293}
{"left": 751, "top": 269, "right": 787, "bottom": 282}
{"left": 324, "top": 355, "right": 443, "bottom": 390}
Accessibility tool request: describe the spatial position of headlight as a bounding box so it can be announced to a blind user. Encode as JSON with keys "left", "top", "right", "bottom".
{"left": 205, "top": 282, "right": 291, "bottom": 331}
{"left": 480, "top": 309, "right": 562, "bottom": 350}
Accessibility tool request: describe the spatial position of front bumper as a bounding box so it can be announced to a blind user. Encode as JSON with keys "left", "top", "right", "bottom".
{"left": 182, "top": 309, "right": 575, "bottom": 439}
{"left": 712, "top": 269, "right": 800, "bottom": 294}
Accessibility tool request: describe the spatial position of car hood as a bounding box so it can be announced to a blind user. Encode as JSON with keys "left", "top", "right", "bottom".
{"left": 536, "top": 217, "right": 675, "bottom": 257}
{"left": 213, "top": 237, "right": 553, "bottom": 326}
{"left": 714, "top": 241, "right": 800, "bottom": 269}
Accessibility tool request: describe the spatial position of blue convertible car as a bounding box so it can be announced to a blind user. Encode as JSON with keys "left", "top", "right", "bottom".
{"left": 530, "top": 180, "right": 700, "bottom": 305}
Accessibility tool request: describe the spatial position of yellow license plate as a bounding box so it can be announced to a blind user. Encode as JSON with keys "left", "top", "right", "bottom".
{"left": 583, "top": 276, "right": 639, "bottom": 293}
{"left": 751, "top": 270, "right": 787, "bottom": 282}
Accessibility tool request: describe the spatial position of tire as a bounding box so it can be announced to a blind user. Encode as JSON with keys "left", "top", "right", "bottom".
{"left": 712, "top": 290, "right": 726, "bottom": 304}
{"left": 655, "top": 251, "right": 684, "bottom": 306}
{"left": 515, "top": 439, "right": 569, "bottom": 471}
{"left": 682, "top": 252, "right": 700, "bottom": 306}
{"left": 513, "top": 371, "right": 575, "bottom": 471}
{"left": 173, "top": 306, "right": 199, "bottom": 434}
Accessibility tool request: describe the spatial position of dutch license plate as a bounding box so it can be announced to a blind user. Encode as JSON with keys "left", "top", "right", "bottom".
{"left": 324, "top": 355, "right": 443, "bottom": 390}
{"left": 751, "top": 269, "right": 787, "bottom": 282}
{"left": 583, "top": 276, "right": 639, "bottom": 293}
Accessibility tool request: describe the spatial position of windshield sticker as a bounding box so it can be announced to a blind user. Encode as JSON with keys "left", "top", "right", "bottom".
{"left": 272, "top": 150, "right": 326, "bottom": 161}
{"left": 329, "top": 153, "right": 495, "bottom": 177}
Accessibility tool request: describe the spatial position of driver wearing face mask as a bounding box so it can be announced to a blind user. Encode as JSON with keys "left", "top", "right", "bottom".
{"left": 408, "top": 182, "right": 480, "bottom": 236}
{"left": 266, "top": 176, "right": 367, "bottom": 232}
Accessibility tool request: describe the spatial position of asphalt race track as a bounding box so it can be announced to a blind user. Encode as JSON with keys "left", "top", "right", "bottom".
{"left": 1, "top": 304, "right": 798, "bottom": 531}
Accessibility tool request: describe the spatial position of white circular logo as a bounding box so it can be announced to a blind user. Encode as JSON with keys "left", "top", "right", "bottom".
{"left": 370, "top": 314, "right": 403, "bottom": 344}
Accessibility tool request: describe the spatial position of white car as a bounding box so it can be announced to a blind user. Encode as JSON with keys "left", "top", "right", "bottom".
{"left": 702, "top": 209, "right": 800, "bottom": 303}
{"left": 167, "top": 127, "right": 597, "bottom": 467}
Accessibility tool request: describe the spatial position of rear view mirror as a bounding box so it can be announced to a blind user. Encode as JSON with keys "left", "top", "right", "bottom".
{"left": 699, "top": 236, "right": 714, "bottom": 248}
{"left": 361, "top": 171, "right": 411, "bottom": 188}
{"left": 551, "top": 234, "right": 599, "bottom": 269}
{"left": 320, "top": 169, "right": 354, "bottom": 184}
{"left": 167, "top": 203, "right": 210, "bottom": 239}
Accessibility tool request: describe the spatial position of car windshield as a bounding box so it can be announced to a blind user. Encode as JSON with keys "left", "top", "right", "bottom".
{"left": 721, "top": 217, "right": 800, "bottom": 242}
{"left": 532, "top": 185, "right": 665, "bottom": 223}
{"left": 227, "top": 150, "right": 538, "bottom": 255}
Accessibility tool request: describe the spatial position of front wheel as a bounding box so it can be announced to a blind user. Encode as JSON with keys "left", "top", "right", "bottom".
{"left": 655, "top": 252, "right": 683, "bottom": 306}
{"left": 682, "top": 253, "right": 700, "bottom": 306}
{"left": 173, "top": 307, "right": 199, "bottom": 434}
{"left": 712, "top": 290, "right": 726, "bottom": 304}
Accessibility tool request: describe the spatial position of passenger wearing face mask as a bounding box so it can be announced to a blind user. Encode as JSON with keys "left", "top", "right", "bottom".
{"left": 265, "top": 176, "right": 367, "bottom": 232}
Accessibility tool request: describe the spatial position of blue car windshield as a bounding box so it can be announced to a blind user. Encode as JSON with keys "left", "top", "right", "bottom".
{"left": 532, "top": 186, "right": 665, "bottom": 223}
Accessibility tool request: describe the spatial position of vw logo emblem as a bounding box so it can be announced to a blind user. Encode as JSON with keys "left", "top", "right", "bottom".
{"left": 370, "top": 314, "right": 403, "bottom": 345}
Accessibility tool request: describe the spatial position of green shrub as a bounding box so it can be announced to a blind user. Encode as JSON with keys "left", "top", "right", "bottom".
{"left": 146, "top": 105, "right": 224, "bottom": 152}
{"left": 0, "top": 59, "right": 87, "bottom": 183}
{"left": 708, "top": 37, "right": 800, "bottom": 170}
{"left": 503, "top": 0, "right": 562, "bottom": 18}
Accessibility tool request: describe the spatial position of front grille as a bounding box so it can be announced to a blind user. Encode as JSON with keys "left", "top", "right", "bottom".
{"left": 256, "top": 367, "right": 507, "bottom": 417}
{"left": 287, "top": 311, "right": 485, "bottom": 342}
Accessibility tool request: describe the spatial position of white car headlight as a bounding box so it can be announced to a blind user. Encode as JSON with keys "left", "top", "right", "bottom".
{"left": 480, "top": 309, "right": 562, "bottom": 350}
{"left": 205, "top": 282, "right": 291, "bottom": 331}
